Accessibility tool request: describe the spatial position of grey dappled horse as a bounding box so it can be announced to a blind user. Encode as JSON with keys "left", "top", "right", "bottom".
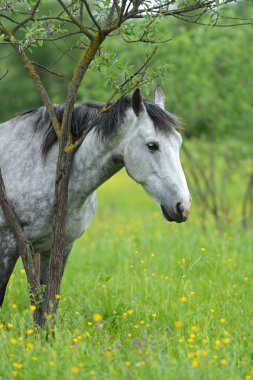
{"left": 0, "top": 87, "right": 191, "bottom": 306}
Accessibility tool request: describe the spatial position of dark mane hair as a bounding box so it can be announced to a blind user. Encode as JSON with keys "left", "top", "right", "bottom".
{"left": 21, "top": 95, "right": 180, "bottom": 158}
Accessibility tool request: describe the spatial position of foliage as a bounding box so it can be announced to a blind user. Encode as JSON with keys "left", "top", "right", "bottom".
{"left": 0, "top": 2, "right": 252, "bottom": 145}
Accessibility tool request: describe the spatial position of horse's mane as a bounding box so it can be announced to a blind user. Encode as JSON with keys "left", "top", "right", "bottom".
{"left": 20, "top": 96, "right": 180, "bottom": 158}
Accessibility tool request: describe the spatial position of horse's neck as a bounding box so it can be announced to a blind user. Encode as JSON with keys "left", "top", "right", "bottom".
{"left": 69, "top": 120, "right": 130, "bottom": 200}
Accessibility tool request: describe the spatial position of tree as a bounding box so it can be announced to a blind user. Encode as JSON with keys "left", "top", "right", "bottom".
{"left": 0, "top": 0, "right": 250, "bottom": 328}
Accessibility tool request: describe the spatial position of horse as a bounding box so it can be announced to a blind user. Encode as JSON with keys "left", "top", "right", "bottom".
{"left": 0, "top": 86, "right": 191, "bottom": 306}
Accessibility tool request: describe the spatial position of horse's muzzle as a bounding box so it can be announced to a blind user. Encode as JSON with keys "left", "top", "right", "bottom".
{"left": 160, "top": 204, "right": 189, "bottom": 223}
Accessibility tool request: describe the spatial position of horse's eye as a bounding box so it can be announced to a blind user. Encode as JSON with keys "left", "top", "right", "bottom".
{"left": 147, "top": 142, "right": 159, "bottom": 152}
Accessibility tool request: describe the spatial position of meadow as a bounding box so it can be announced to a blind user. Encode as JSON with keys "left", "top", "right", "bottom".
{"left": 0, "top": 142, "right": 252, "bottom": 380}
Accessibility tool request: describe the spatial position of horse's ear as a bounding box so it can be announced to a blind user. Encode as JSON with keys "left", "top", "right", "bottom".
{"left": 132, "top": 88, "right": 145, "bottom": 117}
{"left": 154, "top": 85, "right": 165, "bottom": 109}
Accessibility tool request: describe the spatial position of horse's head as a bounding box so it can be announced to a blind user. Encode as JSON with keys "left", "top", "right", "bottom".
{"left": 122, "top": 87, "right": 191, "bottom": 223}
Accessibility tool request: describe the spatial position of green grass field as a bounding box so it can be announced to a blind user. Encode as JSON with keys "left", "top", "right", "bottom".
{"left": 0, "top": 154, "right": 253, "bottom": 380}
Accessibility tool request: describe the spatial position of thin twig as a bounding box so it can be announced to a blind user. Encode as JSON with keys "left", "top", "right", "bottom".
{"left": 82, "top": 0, "right": 102, "bottom": 35}
{"left": 35, "top": 31, "right": 82, "bottom": 43}
{"left": 12, "top": 0, "right": 41, "bottom": 34}
{"left": 0, "top": 69, "right": 8, "bottom": 80}
{"left": 104, "top": 46, "right": 158, "bottom": 107}
{"left": 57, "top": 0, "right": 93, "bottom": 40}
{"left": 31, "top": 61, "right": 64, "bottom": 77}
{"left": 0, "top": 13, "right": 19, "bottom": 25}
{"left": 0, "top": 24, "right": 61, "bottom": 137}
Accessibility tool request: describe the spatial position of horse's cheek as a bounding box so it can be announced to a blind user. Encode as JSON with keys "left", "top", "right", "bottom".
{"left": 124, "top": 147, "right": 149, "bottom": 184}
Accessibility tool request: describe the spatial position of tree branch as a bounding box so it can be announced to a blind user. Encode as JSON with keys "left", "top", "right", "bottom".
{"left": 0, "top": 13, "right": 19, "bottom": 25}
{"left": 0, "top": 69, "right": 8, "bottom": 81}
{"left": 104, "top": 46, "right": 158, "bottom": 106}
{"left": 12, "top": 0, "right": 41, "bottom": 35}
{"left": 57, "top": 0, "right": 93, "bottom": 40}
{"left": 0, "top": 25, "right": 61, "bottom": 138}
{"left": 41, "top": 32, "right": 104, "bottom": 323}
{"left": 31, "top": 61, "right": 64, "bottom": 77}
{"left": 82, "top": 0, "right": 102, "bottom": 35}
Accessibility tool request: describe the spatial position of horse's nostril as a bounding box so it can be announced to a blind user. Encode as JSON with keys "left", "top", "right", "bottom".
{"left": 176, "top": 202, "right": 184, "bottom": 216}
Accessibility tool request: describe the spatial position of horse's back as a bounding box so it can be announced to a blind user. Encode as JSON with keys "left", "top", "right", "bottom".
{"left": 0, "top": 115, "right": 57, "bottom": 231}
{"left": 0, "top": 114, "right": 97, "bottom": 251}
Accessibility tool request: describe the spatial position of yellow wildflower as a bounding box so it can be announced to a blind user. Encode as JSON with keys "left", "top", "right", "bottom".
{"left": 223, "top": 338, "right": 231, "bottom": 344}
{"left": 180, "top": 296, "right": 187, "bottom": 303}
{"left": 219, "top": 318, "right": 226, "bottom": 324}
{"left": 30, "top": 305, "right": 36, "bottom": 312}
{"left": 175, "top": 320, "right": 183, "bottom": 328}
{"left": 214, "top": 340, "right": 222, "bottom": 348}
{"left": 124, "top": 361, "right": 131, "bottom": 368}
{"left": 26, "top": 329, "right": 33, "bottom": 335}
{"left": 191, "top": 326, "right": 198, "bottom": 331}
{"left": 10, "top": 339, "right": 17, "bottom": 345}
{"left": 192, "top": 359, "right": 199, "bottom": 368}
{"left": 7, "top": 323, "right": 14, "bottom": 329}
{"left": 11, "top": 304, "right": 17, "bottom": 309}
{"left": 72, "top": 367, "right": 80, "bottom": 375}
{"left": 127, "top": 309, "right": 133, "bottom": 315}
{"left": 12, "top": 363, "right": 23, "bottom": 369}
{"left": 55, "top": 294, "right": 61, "bottom": 300}
{"left": 93, "top": 313, "right": 102, "bottom": 322}
{"left": 220, "top": 359, "right": 228, "bottom": 365}
{"left": 0, "top": 324, "right": 4, "bottom": 329}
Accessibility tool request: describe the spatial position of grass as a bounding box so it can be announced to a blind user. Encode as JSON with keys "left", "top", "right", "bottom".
{"left": 0, "top": 148, "right": 253, "bottom": 380}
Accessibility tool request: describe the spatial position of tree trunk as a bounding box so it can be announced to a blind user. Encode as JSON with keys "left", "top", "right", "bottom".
{"left": 0, "top": 170, "right": 40, "bottom": 305}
